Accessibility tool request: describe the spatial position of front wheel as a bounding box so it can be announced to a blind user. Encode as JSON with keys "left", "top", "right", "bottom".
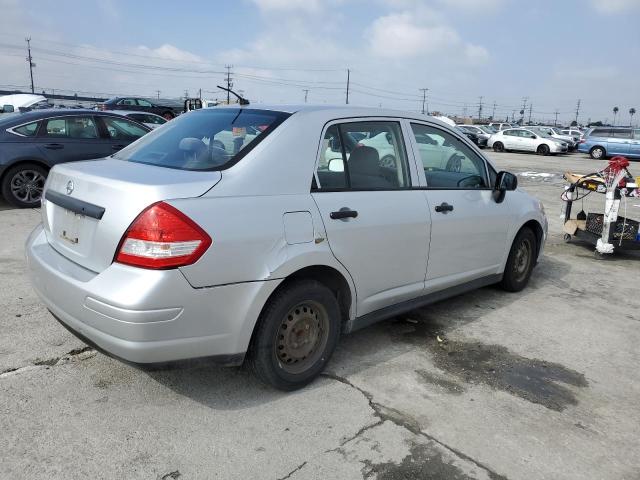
{"left": 1, "top": 163, "right": 48, "bottom": 208}
{"left": 493, "top": 142, "right": 504, "bottom": 153}
{"left": 590, "top": 146, "right": 605, "bottom": 160}
{"left": 537, "top": 144, "right": 550, "bottom": 156}
{"left": 248, "top": 280, "right": 341, "bottom": 391}
{"left": 501, "top": 228, "right": 536, "bottom": 292}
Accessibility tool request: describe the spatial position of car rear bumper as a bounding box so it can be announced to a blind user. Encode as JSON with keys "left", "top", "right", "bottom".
{"left": 25, "top": 224, "right": 279, "bottom": 364}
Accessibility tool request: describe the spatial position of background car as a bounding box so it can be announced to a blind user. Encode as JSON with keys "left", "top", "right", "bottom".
{"left": 111, "top": 110, "right": 167, "bottom": 129}
{"left": 488, "top": 122, "right": 515, "bottom": 131}
{"left": 0, "top": 109, "right": 151, "bottom": 207}
{"left": 456, "top": 125, "right": 490, "bottom": 147}
{"left": 578, "top": 127, "right": 640, "bottom": 159}
{"left": 97, "top": 97, "right": 181, "bottom": 120}
{"left": 560, "top": 128, "right": 583, "bottom": 142}
{"left": 488, "top": 128, "right": 567, "bottom": 155}
{"left": 530, "top": 126, "right": 576, "bottom": 150}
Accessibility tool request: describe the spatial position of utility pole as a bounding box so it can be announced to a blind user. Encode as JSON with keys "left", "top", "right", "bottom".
{"left": 463, "top": 103, "right": 468, "bottom": 117}
{"left": 345, "top": 69, "right": 350, "bottom": 105}
{"left": 520, "top": 96, "right": 528, "bottom": 124}
{"left": 419, "top": 88, "right": 428, "bottom": 114}
{"left": 198, "top": 88, "right": 202, "bottom": 99}
{"left": 554, "top": 109, "right": 559, "bottom": 126}
{"left": 574, "top": 99, "right": 581, "bottom": 125}
{"left": 303, "top": 89, "right": 309, "bottom": 103}
{"left": 225, "top": 65, "right": 233, "bottom": 104}
{"left": 511, "top": 110, "right": 515, "bottom": 123}
{"left": 155, "top": 90, "right": 161, "bottom": 99}
{"left": 477, "top": 96, "right": 483, "bottom": 121}
{"left": 25, "top": 37, "right": 35, "bottom": 93}
{"left": 491, "top": 101, "right": 496, "bottom": 120}
{"left": 184, "top": 90, "right": 189, "bottom": 99}
{"left": 528, "top": 103, "right": 533, "bottom": 124}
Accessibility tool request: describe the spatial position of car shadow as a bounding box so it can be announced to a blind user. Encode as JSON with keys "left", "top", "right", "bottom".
{"left": 141, "top": 254, "right": 571, "bottom": 410}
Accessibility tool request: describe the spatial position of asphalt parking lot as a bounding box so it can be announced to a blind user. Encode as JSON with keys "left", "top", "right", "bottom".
{"left": 1, "top": 151, "right": 639, "bottom": 480}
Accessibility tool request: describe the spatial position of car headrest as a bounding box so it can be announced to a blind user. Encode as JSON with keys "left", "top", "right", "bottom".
{"left": 349, "top": 146, "right": 380, "bottom": 176}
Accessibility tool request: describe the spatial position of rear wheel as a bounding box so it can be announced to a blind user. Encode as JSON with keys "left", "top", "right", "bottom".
{"left": 590, "top": 146, "right": 605, "bottom": 160}
{"left": 537, "top": 144, "right": 550, "bottom": 156}
{"left": 493, "top": 142, "right": 504, "bottom": 152}
{"left": 501, "top": 228, "right": 536, "bottom": 292}
{"left": 1, "top": 163, "right": 48, "bottom": 208}
{"left": 248, "top": 280, "right": 341, "bottom": 391}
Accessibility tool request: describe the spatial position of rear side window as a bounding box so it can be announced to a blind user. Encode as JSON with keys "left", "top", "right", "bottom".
{"left": 113, "top": 109, "right": 289, "bottom": 171}
{"left": 590, "top": 128, "right": 611, "bottom": 137}
{"left": 611, "top": 129, "right": 632, "bottom": 139}
{"left": 43, "top": 116, "right": 98, "bottom": 139}
{"left": 410, "top": 123, "right": 488, "bottom": 189}
{"left": 117, "top": 98, "right": 137, "bottom": 106}
{"left": 315, "top": 121, "right": 411, "bottom": 190}
{"left": 12, "top": 121, "right": 39, "bottom": 137}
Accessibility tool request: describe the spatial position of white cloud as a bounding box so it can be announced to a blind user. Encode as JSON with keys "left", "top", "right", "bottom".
{"left": 435, "top": 0, "right": 505, "bottom": 10}
{"left": 590, "top": 0, "right": 640, "bottom": 13}
{"left": 367, "top": 12, "right": 490, "bottom": 63}
{"left": 133, "top": 44, "right": 202, "bottom": 63}
{"left": 251, "top": 0, "right": 322, "bottom": 12}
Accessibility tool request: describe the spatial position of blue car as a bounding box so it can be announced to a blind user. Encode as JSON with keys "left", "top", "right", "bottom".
{"left": 0, "top": 109, "right": 150, "bottom": 207}
{"left": 578, "top": 126, "right": 640, "bottom": 160}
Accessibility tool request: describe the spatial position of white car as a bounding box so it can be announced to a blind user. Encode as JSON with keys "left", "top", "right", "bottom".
{"left": 560, "top": 129, "right": 583, "bottom": 142}
{"left": 488, "top": 122, "right": 515, "bottom": 131}
{"left": 26, "top": 105, "right": 547, "bottom": 390}
{"left": 1, "top": 94, "right": 49, "bottom": 113}
{"left": 488, "top": 128, "right": 568, "bottom": 155}
{"left": 111, "top": 110, "right": 167, "bottom": 130}
{"left": 529, "top": 126, "right": 576, "bottom": 150}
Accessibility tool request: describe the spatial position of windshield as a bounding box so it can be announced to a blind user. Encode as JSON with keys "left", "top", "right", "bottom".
{"left": 478, "top": 125, "right": 496, "bottom": 134}
{"left": 529, "top": 128, "right": 553, "bottom": 139}
{"left": 114, "top": 108, "right": 290, "bottom": 171}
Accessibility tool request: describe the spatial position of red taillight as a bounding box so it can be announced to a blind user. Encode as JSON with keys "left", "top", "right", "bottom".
{"left": 115, "top": 202, "right": 211, "bottom": 269}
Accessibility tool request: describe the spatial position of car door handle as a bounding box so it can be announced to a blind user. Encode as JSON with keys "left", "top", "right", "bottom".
{"left": 112, "top": 144, "right": 125, "bottom": 150}
{"left": 330, "top": 209, "right": 358, "bottom": 220}
{"left": 435, "top": 202, "right": 454, "bottom": 213}
{"left": 44, "top": 143, "right": 64, "bottom": 150}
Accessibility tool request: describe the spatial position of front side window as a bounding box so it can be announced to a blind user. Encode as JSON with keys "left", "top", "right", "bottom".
{"left": 410, "top": 123, "right": 488, "bottom": 189}
{"left": 114, "top": 108, "right": 289, "bottom": 171}
{"left": 117, "top": 98, "right": 137, "bottom": 106}
{"left": 136, "top": 99, "right": 153, "bottom": 107}
{"left": 12, "top": 121, "right": 39, "bottom": 137}
{"left": 315, "top": 121, "right": 411, "bottom": 190}
{"left": 102, "top": 117, "right": 149, "bottom": 140}
{"left": 43, "top": 116, "right": 98, "bottom": 139}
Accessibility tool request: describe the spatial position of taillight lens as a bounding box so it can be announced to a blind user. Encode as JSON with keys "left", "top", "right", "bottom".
{"left": 115, "top": 202, "right": 211, "bottom": 269}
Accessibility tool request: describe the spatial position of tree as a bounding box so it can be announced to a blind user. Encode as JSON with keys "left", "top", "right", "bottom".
{"left": 570, "top": 120, "right": 578, "bottom": 127}
{"left": 630, "top": 108, "right": 636, "bottom": 126}
{"left": 613, "top": 106, "right": 619, "bottom": 125}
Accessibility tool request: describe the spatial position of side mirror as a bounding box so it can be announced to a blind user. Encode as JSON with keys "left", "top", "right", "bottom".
{"left": 328, "top": 158, "right": 344, "bottom": 172}
{"left": 495, "top": 171, "right": 518, "bottom": 191}
{"left": 3, "top": 104, "right": 15, "bottom": 113}
{"left": 328, "top": 137, "right": 340, "bottom": 152}
{"left": 530, "top": 135, "right": 537, "bottom": 139}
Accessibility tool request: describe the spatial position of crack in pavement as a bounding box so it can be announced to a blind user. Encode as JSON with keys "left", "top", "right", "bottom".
{"left": 276, "top": 461, "right": 308, "bottom": 480}
{"left": 0, "top": 346, "right": 96, "bottom": 378}
{"left": 320, "top": 372, "right": 509, "bottom": 480}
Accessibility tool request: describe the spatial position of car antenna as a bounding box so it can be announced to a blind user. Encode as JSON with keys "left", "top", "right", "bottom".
{"left": 217, "top": 85, "right": 250, "bottom": 106}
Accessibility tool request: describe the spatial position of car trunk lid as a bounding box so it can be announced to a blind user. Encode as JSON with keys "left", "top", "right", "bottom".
{"left": 42, "top": 158, "right": 220, "bottom": 273}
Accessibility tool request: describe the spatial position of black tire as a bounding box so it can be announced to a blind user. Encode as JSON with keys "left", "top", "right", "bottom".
{"left": 1, "top": 162, "right": 48, "bottom": 208}
{"left": 590, "top": 146, "right": 606, "bottom": 160}
{"left": 162, "top": 111, "right": 175, "bottom": 120}
{"left": 493, "top": 142, "right": 504, "bottom": 152}
{"left": 501, "top": 228, "right": 536, "bottom": 292}
{"left": 248, "top": 280, "right": 341, "bottom": 391}
{"left": 537, "top": 144, "right": 550, "bottom": 156}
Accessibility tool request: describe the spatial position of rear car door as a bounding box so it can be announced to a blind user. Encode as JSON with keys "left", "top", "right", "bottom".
{"left": 312, "top": 120, "right": 430, "bottom": 316}
{"left": 34, "top": 115, "right": 111, "bottom": 165}
{"left": 408, "top": 122, "right": 512, "bottom": 287}
{"left": 97, "top": 116, "right": 149, "bottom": 153}
{"left": 501, "top": 130, "right": 518, "bottom": 150}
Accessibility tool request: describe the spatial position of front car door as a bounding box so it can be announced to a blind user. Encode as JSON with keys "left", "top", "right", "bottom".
{"left": 312, "top": 119, "right": 430, "bottom": 317}
{"left": 407, "top": 122, "right": 513, "bottom": 290}
{"left": 519, "top": 129, "right": 538, "bottom": 152}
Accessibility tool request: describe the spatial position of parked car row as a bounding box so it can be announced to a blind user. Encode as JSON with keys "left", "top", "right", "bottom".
{"left": 488, "top": 127, "right": 569, "bottom": 155}
{"left": 578, "top": 127, "right": 640, "bottom": 159}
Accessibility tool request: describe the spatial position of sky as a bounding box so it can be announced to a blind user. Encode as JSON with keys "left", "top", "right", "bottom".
{"left": 1, "top": 0, "right": 639, "bottom": 125}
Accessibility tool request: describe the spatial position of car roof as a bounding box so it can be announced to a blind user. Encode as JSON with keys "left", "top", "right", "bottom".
{"left": 110, "top": 110, "right": 164, "bottom": 118}
{"left": 0, "top": 109, "right": 152, "bottom": 128}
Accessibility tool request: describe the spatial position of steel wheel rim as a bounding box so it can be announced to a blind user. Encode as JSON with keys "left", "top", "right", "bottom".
{"left": 513, "top": 238, "right": 532, "bottom": 282}
{"left": 275, "top": 300, "right": 329, "bottom": 375}
{"left": 10, "top": 169, "right": 45, "bottom": 203}
{"left": 592, "top": 148, "right": 602, "bottom": 159}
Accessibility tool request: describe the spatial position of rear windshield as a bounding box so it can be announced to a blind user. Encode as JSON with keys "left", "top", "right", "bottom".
{"left": 114, "top": 108, "right": 289, "bottom": 171}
